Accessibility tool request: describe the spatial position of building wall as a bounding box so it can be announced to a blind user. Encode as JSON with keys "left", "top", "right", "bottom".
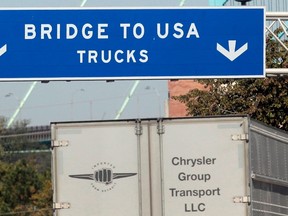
{"left": 168, "top": 80, "right": 207, "bottom": 117}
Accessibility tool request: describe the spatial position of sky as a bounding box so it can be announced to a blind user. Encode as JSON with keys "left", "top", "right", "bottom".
{"left": 0, "top": 0, "right": 210, "bottom": 126}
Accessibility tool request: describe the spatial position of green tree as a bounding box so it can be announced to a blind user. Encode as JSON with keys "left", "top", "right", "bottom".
{"left": 0, "top": 161, "right": 10, "bottom": 213}
{"left": 0, "top": 159, "right": 52, "bottom": 216}
{"left": 0, "top": 118, "right": 30, "bottom": 153}
{"left": 173, "top": 30, "right": 288, "bottom": 131}
{"left": 1, "top": 160, "right": 41, "bottom": 208}
{"left": 0, "top": 117, "right": 52, "bottom": 215}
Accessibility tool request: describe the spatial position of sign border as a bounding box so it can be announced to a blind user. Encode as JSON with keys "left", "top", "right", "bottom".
{"left": 0, "top": 7, "right": 266, "bottom": 81}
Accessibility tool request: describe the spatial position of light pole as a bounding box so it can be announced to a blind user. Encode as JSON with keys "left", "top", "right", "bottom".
{"left": 70, "top": 88, "right": 85, "bottom": 120}
{"left": 115, "top": 81, "right": 140, "bottom": 120}
{"left": 5, "top": 92, "right": 19, "bottom": 101}
{"left": 145, "top": 86, "right": 162, "bottom": 118}
{"left": 5, "top": 93, "right": 22, "bottom": 125}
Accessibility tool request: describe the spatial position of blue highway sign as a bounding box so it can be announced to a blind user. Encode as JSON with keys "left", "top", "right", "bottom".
{"left": 0, "top": 8, "right": 265, "bottom": 81}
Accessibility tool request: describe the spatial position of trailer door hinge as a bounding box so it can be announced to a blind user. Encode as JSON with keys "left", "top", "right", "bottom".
{"left": 135, "top": 120, "right": 143, "bottom": 136}
{"left": 52, "top": 140, "right": 69, "bottom": 147}
{"left": 231, "top": 134, "right": 248, "bottom": 141}
{"left": 157, "top": 120, "right": 165, "bottom": 135}
{"left": 53, "top": 202, "right": 71, "bottom": 209}
{"left": 233, "top": 196, "right": 250, "bottom": 204}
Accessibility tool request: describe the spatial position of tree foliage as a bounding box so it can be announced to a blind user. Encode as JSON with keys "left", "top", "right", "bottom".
{"left": 0, "top": 117, "right": 52, "bottom": 215}
{"left": 173, "top": 30, "right": 288, "bottom": 131}
{"left": 0, "top": 160, "right": 52, "bottom": 215}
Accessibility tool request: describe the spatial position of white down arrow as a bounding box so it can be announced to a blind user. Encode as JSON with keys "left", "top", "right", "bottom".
{"left": 0, "top": 44, "right": 7, "bottom": 57}
{"left": 217, "top": 40, "right": 248, "bottom": 61}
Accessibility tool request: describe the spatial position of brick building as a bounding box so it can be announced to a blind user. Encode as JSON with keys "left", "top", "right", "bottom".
{"left": 168, "top": 80, "right": 206, "bottom": 117}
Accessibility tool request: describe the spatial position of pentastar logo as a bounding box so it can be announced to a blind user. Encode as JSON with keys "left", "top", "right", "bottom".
{"left": 69, "top": 162, "right": 137, "bottom": 192}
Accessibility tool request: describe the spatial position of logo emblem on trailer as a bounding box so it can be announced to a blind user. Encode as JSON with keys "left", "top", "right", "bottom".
{"left": 69, "top": 162, "right": 137, "bottom": 192}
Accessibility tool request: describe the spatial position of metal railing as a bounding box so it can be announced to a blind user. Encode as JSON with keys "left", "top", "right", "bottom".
{"left": 266, "top": 12, "right": 288, "bottom": 76}
{"left": 0, "top": 125, "right": 50, "bottom": 142}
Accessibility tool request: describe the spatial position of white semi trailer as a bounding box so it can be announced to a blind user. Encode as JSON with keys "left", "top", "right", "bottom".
{"left": 51, "top": 116, "right": 288, "bottom": 216}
